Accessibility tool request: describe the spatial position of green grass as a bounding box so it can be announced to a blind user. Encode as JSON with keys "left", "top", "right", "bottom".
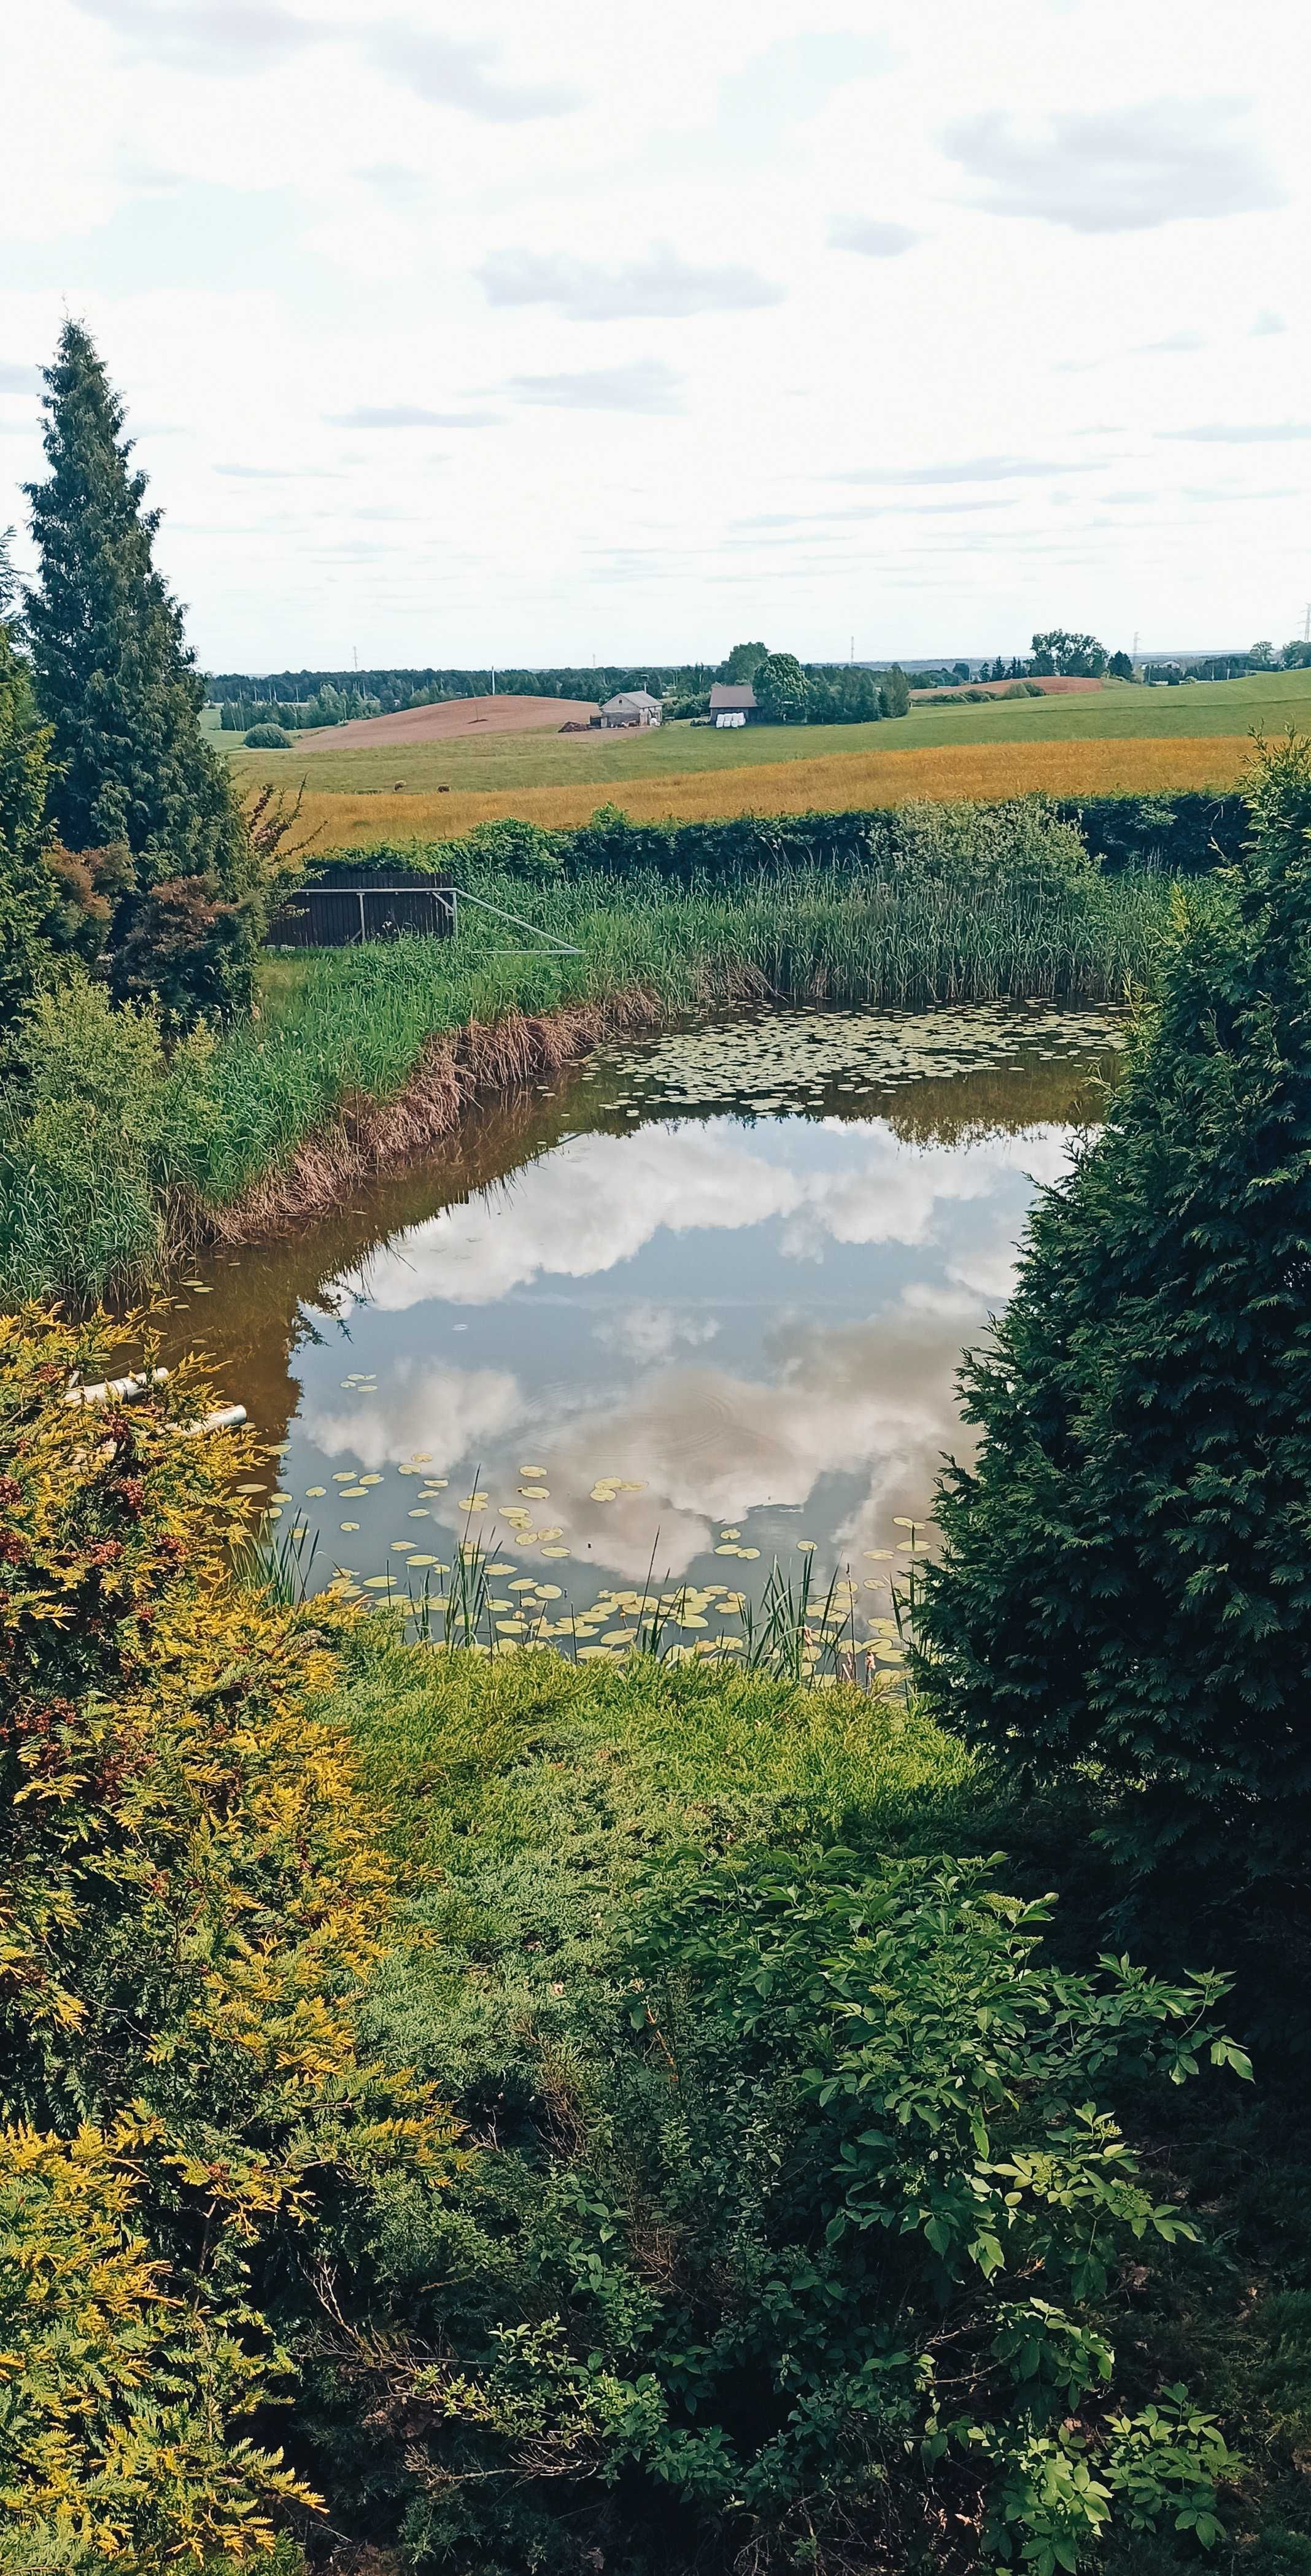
{"left": 326, "top": 1625, "right": 1311, "bottom": 2575}
{"left": 336, "top": 1622, "right": 972, "bottom": 1883}
{"left": 0, "top": 863, "right": 1172, "bottom": 1308}
{"left": 224, "top": 668, "right": 1311, "bottom": 795}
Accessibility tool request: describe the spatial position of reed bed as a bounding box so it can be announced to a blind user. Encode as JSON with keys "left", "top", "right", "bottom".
{"left": 269, "top": 733, "right": 1253, "bottom": 852}
{"left": 1, "top": 863, "right": 1172, "bottom": 1309}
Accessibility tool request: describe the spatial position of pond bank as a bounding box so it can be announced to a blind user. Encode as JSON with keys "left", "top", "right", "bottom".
{"left": 207, "top": 984, "right": 666, "bottom": 1243}
{"left": 1, "top": 863, "right": 1170, "bottom": 1309}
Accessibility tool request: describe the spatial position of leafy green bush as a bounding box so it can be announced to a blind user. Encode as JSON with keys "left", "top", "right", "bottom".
{"left": 753, "top": 649, "right": 810, "bottom": 723}
{"left": 243, "top": 721, "right": 292, "bottom": 748}
{"left": 1054, "top": 791, "right": 1247, "bottom": 877}
{"left": 320, "top": 1676, "right": 1247, "bottom": 2575}
{"left": 883, "top": 795, "right": 1094, "bottom": 889}
{"left": 456, "top": 815, "right": 564, "bottom": 879}
{"left": 914, "top": 733, "right": 1311, "bottom": 1880}
{"left": 106, "top": 871, "right": 260, "bottom": 1019}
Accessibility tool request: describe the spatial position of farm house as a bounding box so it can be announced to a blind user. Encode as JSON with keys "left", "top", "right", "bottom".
{"left": 709, "top": 681, "right": 757, "bottom": 726}
{"left": 599, "top": 688, "right": 663, "bottom": 728}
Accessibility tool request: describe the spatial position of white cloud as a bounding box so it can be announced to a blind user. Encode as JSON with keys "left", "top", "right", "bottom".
{"left": 215, "top": 461, "right": 345, "bottom": 478}
{"left": 324, "top": 404, "right": 501, "bottom": 428}
{"left": 479, "top": 244, "right": 782, "bottom": 321}
{"left": 337, "top": 1119, "right": 1073, "bottom": 1316}
{"left": 1156, "top": 420, "right": 1311, "bottom": 443}
{"left": 300, "top": 1361, "right": 522, "bottom": 1473}
{"left": 943, "top": 97, "right": 1285, "bottom": 232}
{"left": 1133, "top": 330, "right": 1206, "bottom": 353}
{"left": 508, "top": 360, "right": 684, "bottom": 414}
{"left": 73, "top": 0, "right": 321, "bottom": 70}
{"left": 75, "top": 0, "right": 581, "bottom": 118}
{"left": 828, "top": 216, "right": 922, "bottom": 257}
{"left": 11, "top": 0, "right": 1308, "bottom": 664}
{"left": 593, "top": 1303, "right": 721, "bottom": 1366}
{"left": 833, "top": 457, "right": 1102, "bottom": 485}
{"left": 361, "top": 23, "right": 582, "bottom": 120}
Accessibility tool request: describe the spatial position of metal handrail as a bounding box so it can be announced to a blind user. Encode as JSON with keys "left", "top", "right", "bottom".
{"left": 448, "top": 888, "right": 582, "bottom": 955}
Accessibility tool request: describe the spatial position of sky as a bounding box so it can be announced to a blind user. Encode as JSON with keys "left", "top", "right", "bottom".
{"left": 2, "top": 0, "right": 1309, "bottom": 671}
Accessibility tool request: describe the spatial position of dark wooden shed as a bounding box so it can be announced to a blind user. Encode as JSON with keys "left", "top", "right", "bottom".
{"left": 266, "top": 861, "right": 456, "bottom": 948}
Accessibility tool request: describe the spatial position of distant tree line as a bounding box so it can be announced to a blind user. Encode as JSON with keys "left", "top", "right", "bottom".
{"left": 1144, "top": 641, "right": 1311, "bottom": 684}
{"left": 210, "top": 628, "right": 1311, "bottom": 745}
{"left": 211, "top": 666, "right": 721, "bottom": 733}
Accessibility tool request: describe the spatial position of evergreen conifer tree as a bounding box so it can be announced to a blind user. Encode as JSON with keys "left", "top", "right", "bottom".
{"left": 914, "top": 734, "right": 1311, "bottom": 1880}
{"left": 24, "top": 323, "right": 257, "bottom": 1016}
{"left": 0, "top": 531, "right": 58, "bottom": 1023}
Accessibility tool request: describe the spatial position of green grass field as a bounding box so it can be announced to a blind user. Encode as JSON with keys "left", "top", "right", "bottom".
{"left": 223, "top": 669, "right": 1311, "bottom": 796}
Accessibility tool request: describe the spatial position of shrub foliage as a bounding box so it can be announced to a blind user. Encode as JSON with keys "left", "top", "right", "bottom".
{"left": 311, "top": 1633, "right": 1249, "bottom": 2575}
{"left": 915, "top": 734, "right": 1311, "bottom": 1876}
{"left": 0, "top": 1310, "right": 456, "bottom": 2569}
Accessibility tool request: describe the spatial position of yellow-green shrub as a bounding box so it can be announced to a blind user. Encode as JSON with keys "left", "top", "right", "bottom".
{"left": 0, "top": 1309, "right": 458, "bottom": 2565}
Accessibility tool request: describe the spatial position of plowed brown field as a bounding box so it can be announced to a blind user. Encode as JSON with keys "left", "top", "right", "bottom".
{"left": 303, "top": 693, "right": 598, "bottom": 749}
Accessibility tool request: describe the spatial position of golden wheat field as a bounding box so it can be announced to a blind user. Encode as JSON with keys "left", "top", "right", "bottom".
{"left": 288, "top": 732, "right": 1254, "bottom": 853}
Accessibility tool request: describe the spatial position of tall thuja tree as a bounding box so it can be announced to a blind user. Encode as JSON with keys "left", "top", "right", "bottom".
{"left": 914, "top": 733, "right": 1311, "bottom": 1883}
{"left": 25, "top": 322, "right": 258, "bottom": 1017}
{"left": 0, "top": 530, "right": 58, "bottom": 1024}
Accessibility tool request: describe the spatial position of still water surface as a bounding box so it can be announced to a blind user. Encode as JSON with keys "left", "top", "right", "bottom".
{"left": 159, "top": 1004, "right": 1120, "bottom": 1648}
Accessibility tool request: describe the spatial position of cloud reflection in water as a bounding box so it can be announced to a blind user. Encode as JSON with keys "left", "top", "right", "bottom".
{"left": 292, "top": 1110, "right": 1083, "bottom": 1584}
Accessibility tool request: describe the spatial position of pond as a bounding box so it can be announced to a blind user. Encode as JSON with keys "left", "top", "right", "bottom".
{"left": 158, "top": 1002, "right": 1121, "bottom": 1662}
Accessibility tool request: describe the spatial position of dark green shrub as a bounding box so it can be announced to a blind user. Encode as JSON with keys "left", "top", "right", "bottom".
{"left": 107, "top": 873, "right": 260, "bottom": 1020}
{"left": 1054, "top": 790, "right": 1247, "bottom": 877}
{"left": 0, "top": 619, "right": 56, "bottom": 1023}
{"left": 914, "top": 733, "right": 1311, "bottom": 1881}
{"left": 243, "top": 722, "right": 292, "bottom": 748}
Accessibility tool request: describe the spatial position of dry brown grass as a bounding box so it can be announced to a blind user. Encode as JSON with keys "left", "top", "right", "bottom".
{"left": 292, "top": 733, "right": 1253, "bottom": 852}
{"left": 206, "top": 989, "right": 666, "bottom": 1245}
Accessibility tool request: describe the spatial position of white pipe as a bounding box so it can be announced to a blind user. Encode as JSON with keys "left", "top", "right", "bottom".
{"left": 65, "top": 1373, "right": 246, "bottom": 1437}
{"left": 66, "top": 1369, "right": 169, "bottom": 1406}
{"left": 185, "top": 1405, "right": 247, "bottom": 1437}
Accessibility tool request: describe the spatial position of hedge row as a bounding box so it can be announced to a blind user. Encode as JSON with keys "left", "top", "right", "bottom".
{"left": 308, "top": 790, "right": 1250, "bottom": 892}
